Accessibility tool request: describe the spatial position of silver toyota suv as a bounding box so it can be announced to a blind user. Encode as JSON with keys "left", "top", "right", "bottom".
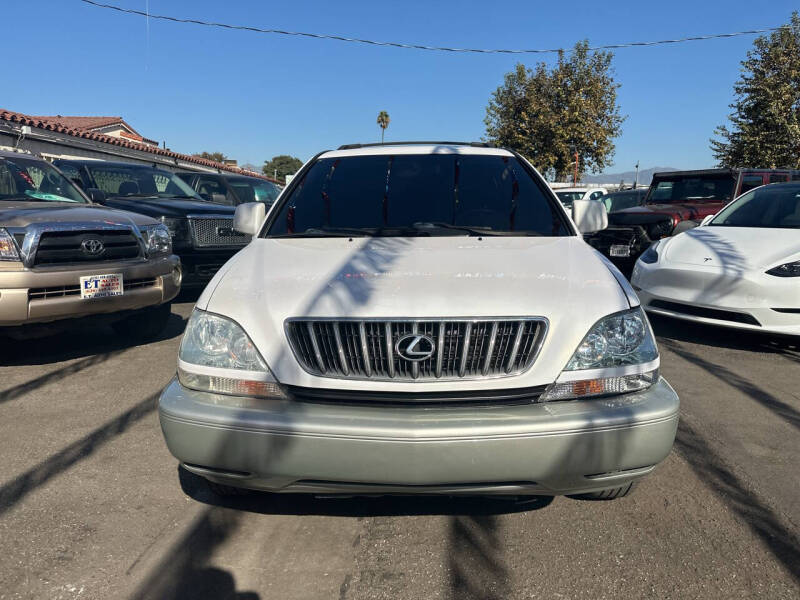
{"left": 0, "top": 151, "right": 181, "bottom": 340}
{"left": 159, "top": 142, "right": 679, "bottom": 500}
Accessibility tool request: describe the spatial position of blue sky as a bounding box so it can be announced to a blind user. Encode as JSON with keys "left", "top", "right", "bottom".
{"left": 6, "top": 1, "right": 798, "bottom": 173}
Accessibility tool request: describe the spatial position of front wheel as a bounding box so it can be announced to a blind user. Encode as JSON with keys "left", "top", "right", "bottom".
{"left": 111, "top": 302, "right": 171, "bottom": 341}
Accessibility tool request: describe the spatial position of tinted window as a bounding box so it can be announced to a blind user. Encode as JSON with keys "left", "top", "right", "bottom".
{"left": 0, "top": 157, "right": 87, "bottom": 203}
{"left": 711, "top": 184, "right": 800, "bottom": 229}
{"left": 601, "top": 190, "right": 645, "bottom": 213}
{"left": 739, "top": 175, "right": 764, "bottom": 194}
{"left": 226, "top": 177, "right": 280, "bottom": 206}
{"left": 769, "top": 173, "right": 788, "bottom": 184}
{"left": 267, "top": 154, "right": 568, "bottom": 237}
{"left": 82, "top": 164, "right": 200, "bottom": 199}
{"left": 646, "top": 175, "right": 735, "bottom": 203}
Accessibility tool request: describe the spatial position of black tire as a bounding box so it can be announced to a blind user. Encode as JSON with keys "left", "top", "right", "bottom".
{"left": 572, "top": 482, "right": 636, "bottom": 500}
{"left": 206, "top": 480, "right": 251, "bottom": 497}
{"left": 111, "top": 302, "right": 171, "bottom": 341}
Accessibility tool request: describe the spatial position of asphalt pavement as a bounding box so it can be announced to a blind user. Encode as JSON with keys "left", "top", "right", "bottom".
{"left": 0, "top": 300, "right": 798, "bottom": 599}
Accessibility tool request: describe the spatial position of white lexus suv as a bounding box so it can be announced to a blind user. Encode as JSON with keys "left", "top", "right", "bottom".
{"left": 158, "top": 142, "right": 679, "bottom": 500}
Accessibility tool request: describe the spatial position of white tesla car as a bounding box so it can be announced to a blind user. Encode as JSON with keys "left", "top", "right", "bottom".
{"left": 632, "top": 182, "right": 800, "bottom": 335}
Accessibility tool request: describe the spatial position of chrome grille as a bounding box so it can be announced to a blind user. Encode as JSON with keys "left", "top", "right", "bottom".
{"left": 286, "top": 318, "right": 547, "bottom": 381}
{"left": 187, "top": 216, "right": 250, "bottom": 248}
{"left": 33, "top": 229, "right": 141, "bottom": 266}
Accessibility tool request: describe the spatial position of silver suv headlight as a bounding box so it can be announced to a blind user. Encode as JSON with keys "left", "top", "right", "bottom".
{"left": 178, "top": 309, "right": 287, "bottom": 398}
{"left": 140, "top": 224, "right": 173, "bottom": 257}
{"left": 0, "top": 228, "right": 21, "bottom": 261}
{"left": 541, "top": 307, "right": 659, "bottom": 401}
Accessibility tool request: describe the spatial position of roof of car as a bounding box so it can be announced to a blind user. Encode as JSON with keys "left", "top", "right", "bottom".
{"left": 322, "top": 142, "right": 513, "bottom": 159}
{"left": 0, "top": 149, "right": 43, "bottom": 160}
{"left": 57, "top": 159, "right": 173, "bottom": 171}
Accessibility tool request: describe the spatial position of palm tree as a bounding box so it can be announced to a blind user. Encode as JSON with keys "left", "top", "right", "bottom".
{"left": 377, "top": 111, "right": 390, "bottom": 143}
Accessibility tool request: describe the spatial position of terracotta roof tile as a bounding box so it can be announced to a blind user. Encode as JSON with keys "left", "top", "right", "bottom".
{"left": 0, "top": 109, "right": 278, "bottom": 183}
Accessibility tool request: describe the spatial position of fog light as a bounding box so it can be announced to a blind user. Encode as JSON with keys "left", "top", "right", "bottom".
{"left": 172, "top": 265, "right": 183, "bottom": 287}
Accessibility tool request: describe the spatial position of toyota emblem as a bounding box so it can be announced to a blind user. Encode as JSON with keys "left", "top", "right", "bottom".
{"left": 395, "top": 334, "right": 436, "bottom": 361}
{"left": 81, "top": 238, "right": 105, "bottom": 256}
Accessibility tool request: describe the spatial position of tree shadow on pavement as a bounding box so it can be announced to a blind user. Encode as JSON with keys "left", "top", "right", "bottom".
{"left": 129, "top": 506, "right": 259, "bottom": 600}
{"left": 179, "top": 465, "right": 554, "bottom": 518}
{"left": 675, "top": 419, "right": 800, "bottom": 584}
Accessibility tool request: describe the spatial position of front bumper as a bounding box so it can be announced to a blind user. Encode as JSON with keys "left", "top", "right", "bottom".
{"left": 633, "top": 261, "right": 800, "bottom": 335}
{"left": 158, "top": 377, "right": 679, "bottom": 496}
{"left": 0, "top": 256, "right": 180, "bottom": 326}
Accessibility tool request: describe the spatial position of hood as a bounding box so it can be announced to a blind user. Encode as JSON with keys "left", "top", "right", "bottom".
{"left": 202, "top": 236, "right": 633, "bottom": 388}
{"left": 103, "top": 197, "right": 235, "bottom": 218}
{"left": 663, "top": 226, "right": 800, "bottom": 269}
{"left": 611, "top": 202, "right": 723, "bottom": 224}
{"left": 0, "top": 201, "right": 159, "bottom": 228}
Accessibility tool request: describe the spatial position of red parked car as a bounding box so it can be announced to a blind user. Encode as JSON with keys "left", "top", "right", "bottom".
{"left": 587, "top": 168, "right": 800, "bottom": 274}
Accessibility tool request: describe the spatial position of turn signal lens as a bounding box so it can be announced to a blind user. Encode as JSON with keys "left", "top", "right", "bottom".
{"left": 0, "top": 229, "right": 20, "bottom": 261}
{"left": 540, "top": 370, "right": 659, "bottom": 401}
{"left": 178, "top": 368, "right": 287, "bottom": 399}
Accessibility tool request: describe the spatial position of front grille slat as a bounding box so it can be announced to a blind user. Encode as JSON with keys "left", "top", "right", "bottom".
{"left": 287, "top": 318, "right": 546, "bottom": 382}
{"left": 32, "top": 229, "right": 141, "bottom": 266}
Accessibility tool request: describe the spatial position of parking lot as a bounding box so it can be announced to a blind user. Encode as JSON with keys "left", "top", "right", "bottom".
{"left": 0, "top": 297, "right": 797, "bottom": 600}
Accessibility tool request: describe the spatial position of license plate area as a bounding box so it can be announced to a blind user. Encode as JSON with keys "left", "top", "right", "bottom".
{"left": 610, "top": 244, "right": 631, "bottom": 257}
{"left": 80, "top": 273, "right": 123, "bottom": 299}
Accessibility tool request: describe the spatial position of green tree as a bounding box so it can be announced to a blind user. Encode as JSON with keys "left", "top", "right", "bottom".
{"left": 195, "top": 151, "right": 228, "bottom": 163}
{"left": 377, "top": 111, "right": 390, "bottom": 143}
{"left": 263, "top": 155, "right": 303, "bottom": 182}
{"left": 484, "top": 41, "right": 625, "bottom": 181}
{"left": 711, "top": 13, "right": 800, "bottom": 168}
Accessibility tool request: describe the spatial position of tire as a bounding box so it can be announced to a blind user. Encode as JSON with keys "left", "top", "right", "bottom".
{"left": 111, "top": 302, "right": 171, "bottom": 341}
{"left": 206, "top": 480, "right": 251, "bottom": 497}
{"left": 571, "top": 482, "right": 636, "bottom": 500}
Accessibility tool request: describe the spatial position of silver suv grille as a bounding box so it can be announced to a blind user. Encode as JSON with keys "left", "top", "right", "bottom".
{"left": 188, "top": 217, "right": 250, "bottom": 248}
{"left": 286, "top": 318, "right": 547, "bottom": 381}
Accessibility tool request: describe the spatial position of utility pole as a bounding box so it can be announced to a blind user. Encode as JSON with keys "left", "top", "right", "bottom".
{"left": 634, "top": 161, "right": 639, "bottom": 189}
{"left": 274, "top": 168, "right": 277, "bottom": 180}
{"left": 573, "top": 150, "right": 579, "bottom": 184}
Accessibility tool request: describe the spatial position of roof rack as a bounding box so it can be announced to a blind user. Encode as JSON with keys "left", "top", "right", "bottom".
{"left": 337, "top": 141, "right": 496, "bottom": 150}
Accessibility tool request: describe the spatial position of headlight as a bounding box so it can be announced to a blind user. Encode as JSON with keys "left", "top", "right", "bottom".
{"left": 766, "top": 260, "right": 800, "bottom": 277}
{"left": 160, "top": 217, "right": 189, "bottom": 242}
{"left": 0, "top": 228, "right": 20, "bottom": 261}
{"left": 178, "top": 309, "right": 286, "bottom": 398}
{"left": 638, "top": 241, "right": 660, "bottom": 264}
{"left": 140, "top": 224, "right": 172, "bottom": 257}
{"left": 541, "top": 307, "right": 659, "bottom": 401}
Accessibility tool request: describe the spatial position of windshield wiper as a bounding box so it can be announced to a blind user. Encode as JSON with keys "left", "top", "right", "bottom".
{"left": 412, "top": 222, "right": 498, "bottom": 236}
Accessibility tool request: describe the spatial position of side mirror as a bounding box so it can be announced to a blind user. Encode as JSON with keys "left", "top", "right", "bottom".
{"left": 233, "top": 202, "right": 266, "bottom": 235}
{"left": 85, "top": 188, "right": 106, "bottom": 204}
{"left": 572, "top": 199, "right": 608, "bottom": 233}
{"left": 700, "top": 214, "right": 714, "bottom": 226}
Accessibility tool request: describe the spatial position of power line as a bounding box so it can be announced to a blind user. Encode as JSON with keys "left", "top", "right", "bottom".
{"left": 79, "top": 0, "right": 789, "bottom": 55}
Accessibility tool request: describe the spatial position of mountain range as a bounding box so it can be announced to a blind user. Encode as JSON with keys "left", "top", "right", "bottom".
{"left": 583, "top": 167, "right": 678, "bottom": 186}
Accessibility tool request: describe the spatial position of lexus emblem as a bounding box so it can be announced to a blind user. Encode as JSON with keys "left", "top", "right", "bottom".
{"left": 81, "top": 238, "right": 105, "bottom": 256}
{"left": 395, "top": 334, "right": 436, "bottom": 361}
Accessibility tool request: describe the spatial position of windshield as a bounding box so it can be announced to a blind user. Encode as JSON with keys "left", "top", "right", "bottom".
{"left": 266, "top": 154, "right": 569, "bottom": 237}
{"left": 0, "top": 156, "right": 87, "bottom": 203}
{"left": 646, "top": 174, "right": 735, "bottom": 204}
{"left": 83, "top": 164, "right": 202, "bottom": 200}
{"left": 556, "top": 191, "right": 584, "bottom": 203}
{"left": 710, "top": 184, "right": 800, "bottom": 229}
{"left": 227, "top": 176, "right": 280, "bottom": 206}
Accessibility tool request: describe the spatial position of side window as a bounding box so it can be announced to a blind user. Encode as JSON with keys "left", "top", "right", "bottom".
{"left": 739, "top": 175, "right": 764, "bottom": 195}
{"left": 768, "top": 173, "right": 788, "bottom": 184}
{"left": 57, "top": 163, "right": 81, "bottom": 182}
{"left": 196, "top": 176, "right": 234, "bottom": 205}
{"left": 590, "top": 191, "right": 603, "bottom": 200}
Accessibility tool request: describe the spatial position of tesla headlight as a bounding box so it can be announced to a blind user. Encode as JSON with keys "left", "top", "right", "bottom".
{"left": 541, "top": 308, "right": 659, "bottom": 401}
{"left": 766, "top": 260, "right": 800, "bottom": 277}
{"left": 0, "top": 228, "right": 20, "bottom": 261}
{"left": 177, "top": 309, "right": 286, "bottom": 398}
{"left": 638, "top": 241, "right": 660, "bottom": 264}
{"left": 140, "top": 224, "right": 172, "bottom": 257}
